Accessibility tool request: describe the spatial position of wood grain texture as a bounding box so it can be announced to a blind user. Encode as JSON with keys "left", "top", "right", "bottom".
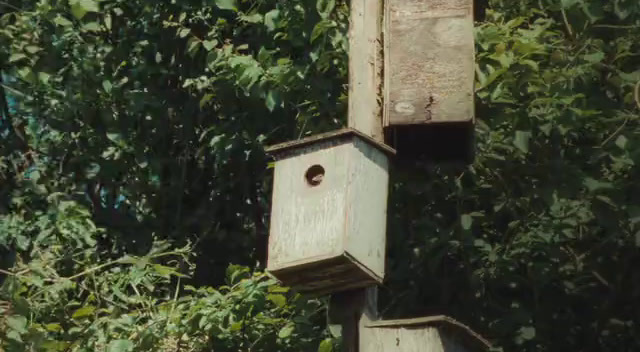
{"left": 349, "top": 0, "right": 384, "bottom": 141}
{"left": 345, "top": 137, "right": 389, "bottom": 278}
{"left": 268, "top": 255, "right": 381, "bottom": 294}
{"left": 384, "top": 0, "right": 475, "bottom": 126}
{"left": 366, "top": 315, "right": 492, "bottom": 351}
{"left": 267, "top": 135, "right": 388, "bottom": 293}
{"left": 266, "top": 128, "right": 395, "bottom": 159}
{"left": 329, "top": 288, "right": 379, "bottom": 352}
{"left": 268, "top": 140, "right": 350, "bottom": 271}
{"left": 363, "top": 325, "right": 447, "bottom": 352}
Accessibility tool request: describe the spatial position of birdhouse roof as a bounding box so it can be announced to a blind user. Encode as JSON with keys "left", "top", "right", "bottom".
{"left": 366, "top": 315, "right": 492, "bottom": 351}
{"left": 265, "top": 128, "right": 396, "bottom": 159}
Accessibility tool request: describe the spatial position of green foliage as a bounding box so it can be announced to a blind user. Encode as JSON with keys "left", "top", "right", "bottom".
{"left": 0, "top": 202, "right": 326, "bottom": 351}
{"left": 1, "top": 0, "right": 639, "bottom": 351}
{"left": 1, "top": 0, "right": 344, "bottom": 350}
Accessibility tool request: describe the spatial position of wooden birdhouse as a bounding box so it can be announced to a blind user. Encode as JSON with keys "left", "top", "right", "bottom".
{"left": 265, "top": 129, "right": 395, "bottom": 294}
{"left": 364, "top": 316, "right": 491, "bottom": 352}
{"left": 384, "top": 0, "right": 476, "bottom": 162}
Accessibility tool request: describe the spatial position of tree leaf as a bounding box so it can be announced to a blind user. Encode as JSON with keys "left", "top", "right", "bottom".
{"left": 25, "top": 46, "right": 41, "bottom": 54}
{"left": 45, "top": 323, "right": 63, "bottom": 332}
{"left": 461, "top": 214, "right": 473, "bottom": 230}
{"left": 584, "top": 178, "right": 613, "bottom": 192}
{"left": 82, "top": 22, "right": 100, "bottom": 32}
{"left": 264, "top": 10, "right": 280, "bottom": 31}
{"left": 215, "top": 0, "right": 237, "bottom": 11}
{"left": 107, "top": 340, "right": 134, "bottom": 352}
{"left": 178, "top": 28, "right": 191, "bottom": 38}
{"left": 311, "top": 20, "right": 336, "bottom": 43}
{"left": 318, "top": 338, "right": 334, "bottom": 352}
{"left": 6, "top": 330, "right": 22, "bottom": 343}
{"left": 70, "top": 0, "right": 100, "bottom": 20}
{"left": 583, "top": 52, "right": 605, "bottom": 63}
{"left": 560, "top": 0, "right": 579, "bottom": 8}
{"left": 514, "top": 131, "right": 532, "bottom": 153}
{"left": 278, "top": 324, "right": 295, "bottom": 338}
{"left": 267, "top": 293, "right": 286, "bottom": 308}
{"left": 6, "top": 315, "right": 28, "bottom": 334}
{"left": 615, "top": 135, "right": 628, "bottom": 150}
{"left": 265, "top": 90, "right": 281, "bottom": 112}
{"left": 203, "top": 40, "right": 218, "bottom": 51}
{"left": 53, "top": 15, "right": 73, "bottom": 26}
{"left": 317, "top": 0, "right": 336, "bottom": 19}
{"left": 102, "top": 80, "right": 112, "bottom": 93}
{"left": 9, "top": 53, "right": 27, "bottom": 63}
{"left": 519, "top": 326, "right": 536, "bottom": 340}
{"left": 241, "top": 13, "right": 263, "bottom": 23}
{"left": 72, "top": 306, "right": 96, "bottom": 319}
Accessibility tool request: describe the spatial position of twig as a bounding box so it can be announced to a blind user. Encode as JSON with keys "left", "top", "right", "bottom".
{"left": 561, "top": 8, "right": 574, "bottom": 39}
{"left": 0, "top": 268, "right": 17, "bottom": 277}
{"left": 600, "top": 118, "right": 629, "bottom": 147}
{"left": 0, "top": 82, "right": 27, "bottom": 98}
{"left": 166, "top": 277, "right": 181, "bottom": 331}
{"left": 64, "top": 251, "right": 185, "bottom": 281}
{"left": 0, "top": 1, "right": 21, "bottom": 12}
{"left": 593, "top": 24, "right": 640, "bottom": 29}
{"left": 635, "top": 80, "right": 640, "bottom": 110}
{"left": 592, "top": 271, "right": 610, "bottom": 288}
{"left": 65, "top": 258, "right": 124, "bottom": 280}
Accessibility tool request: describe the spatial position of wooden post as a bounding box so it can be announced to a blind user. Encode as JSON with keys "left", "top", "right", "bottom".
{"left": 267, "top": 0, "right": 486, "bottom": 350}
{"left": 348, "top": 0, "right": 384, "bottom": 142}
{"left": 338, "top": 0, "right": 487, "bottom": 351}
{"left": 334, "top": 0, "right": 385, "bottom": 350}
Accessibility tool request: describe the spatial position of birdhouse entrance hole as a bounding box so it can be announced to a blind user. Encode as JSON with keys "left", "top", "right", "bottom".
{"left": 305, "top": 164, "right": 325, "bottom": 187}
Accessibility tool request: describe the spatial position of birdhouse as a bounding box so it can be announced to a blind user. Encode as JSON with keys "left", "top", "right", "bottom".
{"left": 265, "top": 129, "right": 395, "bottom": 294}
{"left": 364, "top": 316, "right": 491, "bottom": 352}
{"left": 384, "top": 0, "right": 476, "bottom": 162}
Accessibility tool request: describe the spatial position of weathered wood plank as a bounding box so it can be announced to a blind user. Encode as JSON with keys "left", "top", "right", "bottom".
{"left": 266, "top": 132, "right": 389, "bottom": 294}
{"left": 345, "top": 137, "right": 389, "bottom": 278}
{"left": 363, "top": 325, "right": 447, "bottom": 352}
{"left": 364, "top": 315, "right": 492, "bottom": 352}
{"left": 384, "top": 0, "right": 475, "bottom": 126}
{"left": 266, "top": 128, "right": 395, "bottom": 159}
{"left": 268, "top": 141, "right": 350, "bottom": 271}
{"left": 329, "top": 288, "right": 379, "bottom": 352}
{"left": 348, "top": 0, "right": 384, "bottom": 141}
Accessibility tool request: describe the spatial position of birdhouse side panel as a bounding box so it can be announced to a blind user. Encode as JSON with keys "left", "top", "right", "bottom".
{"left": 384, "top": 0, "right": 475, "bottom": 126}
{"left": 268, "top": 143, "right": 351, "bottom": 271}
{"left": 363, "top": 327, "right": 446, "bottom": 352}
{"left": 344, "top": 140, "right": 389, "bottom": 279}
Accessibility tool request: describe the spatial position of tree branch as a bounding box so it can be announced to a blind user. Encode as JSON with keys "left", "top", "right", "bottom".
{"left": 0, "top": 1, "right": 21, "bottom": 12}
{"left": 635, "top": 80, "right": 640, "bottom": 111}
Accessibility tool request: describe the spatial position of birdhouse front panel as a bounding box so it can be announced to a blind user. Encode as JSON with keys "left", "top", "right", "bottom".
{"left": 384, "top": 0, "right": 475, "bottom": 127}
{"left": 266, "top": 129, "right": 393, "bottom": 294}
{"left": 268, "top": 139, "right": 351, "bottom": 270}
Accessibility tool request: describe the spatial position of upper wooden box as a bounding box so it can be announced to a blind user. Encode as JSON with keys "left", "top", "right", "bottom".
{"left": 383, "top": 0, "right": 476, "bottom": 162}
{"left": 384, "top": 0, "right": 475, "bottom": 127}
{"left": 266, "top": 129, "right": 394, "bottom": 294}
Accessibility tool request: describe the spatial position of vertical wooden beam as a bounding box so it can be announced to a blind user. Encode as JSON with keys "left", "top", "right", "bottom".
{"left": 332, "top": 1, "right": 385, "bottom": 350}
{"left": 348, "top": 0, "right": 384, "bottom": 141}
{"left": 329, "top": 288, "right": 379, "bottom": 352}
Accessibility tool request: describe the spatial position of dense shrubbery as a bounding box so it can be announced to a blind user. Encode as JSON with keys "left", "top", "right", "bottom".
{"left": 1, "top": 0, "right": 639, "bottom": 351}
